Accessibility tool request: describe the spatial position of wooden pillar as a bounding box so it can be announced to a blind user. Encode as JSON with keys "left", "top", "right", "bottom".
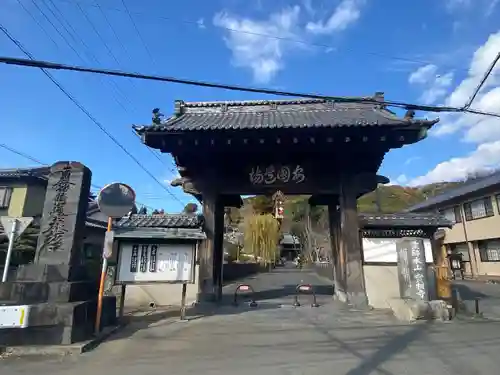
{"left": 199, "top": 192, "right": 225, "bottom": 303}
{"left": 337, "top": 175, "right": 368, "bottom": 308}
{"left": 327, "top": 197, "right": 341, "bottom": 292}
{"left": 213, "top": 199, "right": 225, "bottom": 302}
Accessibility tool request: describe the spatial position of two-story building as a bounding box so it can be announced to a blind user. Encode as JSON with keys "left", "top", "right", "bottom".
{"left": 0, "top": 166, "right": 107, "bottom": 269}
{"left": 407, "top": 172, "right": 500, "bottom": 277}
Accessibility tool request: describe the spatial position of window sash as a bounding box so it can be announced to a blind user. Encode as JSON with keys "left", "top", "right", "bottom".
{"left": 464, "top": 197, "right": 494, "bottom": 221}
{"left": 0, "top": 187, "right": 12, "bottom": 209}
{"left": 441, "top": 206, "right": 462, "bottom": 223}
{"left": 479, "top": 241, "right": 500, "bottom": 262}
{"left": 442, "top": 208, "right": 456, "bottom": 223}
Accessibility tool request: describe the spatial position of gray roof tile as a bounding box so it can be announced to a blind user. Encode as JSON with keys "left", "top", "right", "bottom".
{"left": 359, "top": 213, "right": 452, "bottom": 228}
{"left": 407, "top": 171, "right": 500, "bottom": 212}
{"left": 134, "top": 98, "right": 438, "bottom": 133}
{"left": 0, "top": 166, "right": 49, "bottom": 181}
{"left": 115, "top": 214, "right": 203, "bottom": 229}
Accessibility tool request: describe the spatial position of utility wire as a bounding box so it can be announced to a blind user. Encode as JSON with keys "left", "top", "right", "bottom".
{"left": 0, "top": 25, "right": 187, "bottom": 208}
{"left": 0, "top": 143, "right": 157, "bottom": 211}
{"left": 56, "top": 0, "right": 470, "bottom": 74}
{"left": 119, "top": 0, "right": 157, "bottom": 67}
{"left": 2, "top": 55, "right": 500, "bottom": 118}
{"left": 464, "top": 52, "right": 500, "bottom": 109}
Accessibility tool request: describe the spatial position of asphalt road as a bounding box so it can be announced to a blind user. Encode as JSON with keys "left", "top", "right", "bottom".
{"left": 4, "top": 265, "right": 500, "bottom": 375}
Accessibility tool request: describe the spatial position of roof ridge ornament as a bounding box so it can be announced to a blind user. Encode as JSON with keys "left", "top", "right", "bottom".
{"left": 174, "top": 100, "right": 185, "bottom": 117}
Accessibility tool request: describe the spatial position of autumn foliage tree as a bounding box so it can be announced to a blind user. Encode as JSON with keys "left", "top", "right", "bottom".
{"left": 183, "top": 203, "right": 198, "bottom": 214}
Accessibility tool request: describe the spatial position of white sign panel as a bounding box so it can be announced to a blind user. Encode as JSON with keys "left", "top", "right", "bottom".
{"left": 117, "top": 243, "right": 195, "bottom": 283}
{"left": 0, "top": 305, "right": 31, "bottom": 329}
{"left": 362, "top": 238, "right": 433, "bottom": 264}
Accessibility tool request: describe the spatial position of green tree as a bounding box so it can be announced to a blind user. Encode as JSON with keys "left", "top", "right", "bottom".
{"left": 243, "top": 213, "right": 280, "bottom": 270}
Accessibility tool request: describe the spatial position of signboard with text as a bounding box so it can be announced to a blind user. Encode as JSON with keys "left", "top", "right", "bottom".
{"left": 116, "top": 243, "right": 196, "bottom": 284}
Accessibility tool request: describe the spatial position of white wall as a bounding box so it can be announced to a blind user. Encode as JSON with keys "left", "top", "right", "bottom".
{"left": 364, "top": 265, "right": 400, "bottom": 309}
{"left": 362, "top": 238, "right": 434, "bottom": 263}
{"left": 123, "top": 265, "right": 200, "bottom": 309}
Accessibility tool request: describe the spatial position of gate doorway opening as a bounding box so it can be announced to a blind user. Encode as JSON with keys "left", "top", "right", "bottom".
{"left": 133, "top": 94, "right": 437, "bottom": 308}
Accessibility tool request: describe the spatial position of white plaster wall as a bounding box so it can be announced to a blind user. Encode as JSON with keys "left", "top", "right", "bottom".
{"left": 124, "top": 265, "right": 199, "bottom": 308}
{"left": 363, "top": 265, "right": 400, "bottom": 309}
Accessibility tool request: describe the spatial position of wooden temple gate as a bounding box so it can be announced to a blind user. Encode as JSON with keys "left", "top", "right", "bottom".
{"left": 134, "top": 94, "right": 438, "bottom": 307}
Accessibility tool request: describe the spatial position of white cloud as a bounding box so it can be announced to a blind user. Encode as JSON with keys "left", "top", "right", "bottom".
{"left": 164, "top": 172, "right": 180, "bottom": 185}
{"left": 444, "top": 0, "right": 499, "bottom": 14}
{"left": 197, "top": 18, "right": 206, "bottom": 29}
{"left": 409, "top": 141, "right": 500, "bottom": 186}
{"left": 431, "top": 31, "right": 500, "bottom": 138}
{"left": 409, "top": 30, "right": 500, "bottom": 185}
{"left": 405, "top": 156, "right": 422, "bottom": 165}
{"left": 213, "top": 6, "right": 301, "bottom": 83}
{"left": 387, "top": 174, "right": 408, "bottom": 186}
{"left": 408, "top": 64, "right": 454, "bottom": 104}
{"left": 306, "top": 0, "right": 364, "bottom": 35}
{"left": 213, "top": 1, "right": 366, "bottom": 83}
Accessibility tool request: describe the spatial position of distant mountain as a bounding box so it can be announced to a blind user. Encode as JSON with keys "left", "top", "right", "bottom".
{"left": 357, "top": 181, "right": 464, "bottom": 213}
{"left": 226, "top": 181, "right": 464, "bottom": 226}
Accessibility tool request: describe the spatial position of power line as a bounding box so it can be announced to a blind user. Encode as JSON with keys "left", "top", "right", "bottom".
{"left": 2, "top": 55, "right": 500, "bottom": 119}
{"left": 56, "top": 0, "right": 469, "bottom": 74}
{"left": 464, "top": 52, "right": 500, "bottom": 109}
{"left": 0, "top": 143, "right": 157, "bottom": 211}
{"left": 0, "top": 24, "right": 188, "bottom": 208}
{"left": 119, "top": 0, "right": 157, "bottom": 67}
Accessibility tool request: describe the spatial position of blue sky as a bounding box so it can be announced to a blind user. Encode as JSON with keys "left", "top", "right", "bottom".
{"left": 1, "top": 0, "right": 500, "bottom": 212}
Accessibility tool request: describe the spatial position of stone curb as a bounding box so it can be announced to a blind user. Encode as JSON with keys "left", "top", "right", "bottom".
{"left": 0, "top": 324, "right": 124, "bottom": 357}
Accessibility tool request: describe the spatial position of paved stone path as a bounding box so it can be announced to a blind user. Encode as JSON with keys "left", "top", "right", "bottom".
{"left": 4, "top": 265, "right": 500, "bottom": 374}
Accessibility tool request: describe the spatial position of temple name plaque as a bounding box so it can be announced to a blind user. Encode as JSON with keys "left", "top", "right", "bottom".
{"left": 249, "top": 165, "right": 305, "bottom": 185}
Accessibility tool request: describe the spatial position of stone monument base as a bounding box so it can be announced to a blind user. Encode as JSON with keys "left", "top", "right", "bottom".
{"left": 0, "top": 298, "right": 117, "bottom": 346}
{"left": 0, "top": 264, "right": 116, "bottom": 346}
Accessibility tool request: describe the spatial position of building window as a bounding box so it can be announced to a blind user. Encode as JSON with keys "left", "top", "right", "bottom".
{"left": 0, "top": 187, "right": 12, "bottom": 209}
{"left": 463, "top": 197, "right": 494, "bottom": 221}
{"left": 441, "top": 206, "right": 462, "bottom": 223}
{"left": 478, "top": 240, "right": 500, "bottom": 262}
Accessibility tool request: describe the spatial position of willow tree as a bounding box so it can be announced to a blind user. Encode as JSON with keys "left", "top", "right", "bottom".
{"left": 243, "top": 213, "right": 280, "bottom": 269}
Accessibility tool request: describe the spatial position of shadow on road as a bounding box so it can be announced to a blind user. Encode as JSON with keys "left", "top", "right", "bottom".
{"left": 307, "top": 314, "right": 431, "bottom": 375}
{"left": 221, "top": 283, "right": 334, "bottom": 304}
{"left": 452, "top": 282, "right": 490, "bottom": 300}
{"left": 103, "top": 301, "right": 282, "bottom": 344}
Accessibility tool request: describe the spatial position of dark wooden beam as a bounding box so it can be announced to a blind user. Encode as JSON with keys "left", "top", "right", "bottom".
{"left": 220, "top": 194, "right": 243, "bottom": 208}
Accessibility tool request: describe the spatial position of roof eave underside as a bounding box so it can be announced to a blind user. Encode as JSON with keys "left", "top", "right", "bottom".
{"left": 134, "top": 118, "right": 438, "bottom": 134}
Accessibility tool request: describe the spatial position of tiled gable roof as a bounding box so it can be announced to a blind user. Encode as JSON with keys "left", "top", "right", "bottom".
{"left": 359, "top": 213, "right": 452, "bottom": 228}
{"left": 0, "top": 166, "right": 49, "bottom": 181}
{"left": 115, "top": 214, "right": 203, "bottom": 229}
{"left": 407, "top": 171, "right": 500, "bottom": 212}
{"left": 133, "top": 97, "right": 438, "bottom": 133}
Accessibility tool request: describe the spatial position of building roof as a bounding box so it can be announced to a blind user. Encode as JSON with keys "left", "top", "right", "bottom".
{"left": 115, "top": 214, "right": 203, "bottom": 229}
{"left": 359, "top": 213, "right": 452, "bottom": 228}
{"left": 406, "top": 171, "right": 500, "bottom": 212}
{"left": 0, "top": 166, "right": 49, "bottom": 182}
{"left": 114, "top": 214, "right": 205, "bottom": 240}
{"left": 133, "top": 95, "right": 438, "bottom": 133}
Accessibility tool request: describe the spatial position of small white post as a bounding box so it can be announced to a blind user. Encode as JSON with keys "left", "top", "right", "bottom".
{"left": 2, "top": 219, "right": 18, "bottom": 282}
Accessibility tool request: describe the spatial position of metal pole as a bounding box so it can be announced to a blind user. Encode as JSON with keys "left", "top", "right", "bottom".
{"left": 180, "top": 282, "right": 187, "bottom": 320}
{"left": 95, "top": 217, "right": 113, "bottom": 334}
{"left": 2, "top": 219, "right": 17, "bottom": 283}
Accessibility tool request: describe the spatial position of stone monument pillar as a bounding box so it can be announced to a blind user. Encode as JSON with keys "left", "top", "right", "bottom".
{"left": 0, "top": 161, "right": 116, "bottom": 346}
{"left": 396, "top": 238, "right": 429, "bottom": 301}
